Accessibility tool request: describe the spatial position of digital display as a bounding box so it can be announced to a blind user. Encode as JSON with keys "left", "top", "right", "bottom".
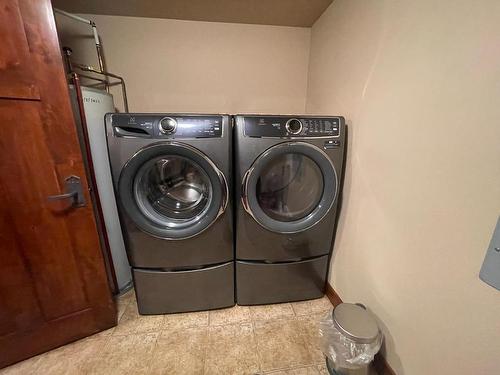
{"left": 324, "top": 121, "right": 335, "bottom": 132}
{"left": 175, "top": 117, "right": 222, "bottom": 138}
{"left": 244, "top": 116, "right": 342, "bottom": 138}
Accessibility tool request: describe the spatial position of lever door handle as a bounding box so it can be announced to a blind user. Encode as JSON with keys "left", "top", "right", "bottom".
{"left": 48, "top": 191, "right": 78, "bottom": 201}
{"left": 48, "top": 175, "right": 86, "bottom": 207}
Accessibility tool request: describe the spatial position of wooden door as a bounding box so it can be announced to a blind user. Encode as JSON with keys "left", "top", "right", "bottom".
{"left": 0, "top": 0, "right": 116, "bottom": 368}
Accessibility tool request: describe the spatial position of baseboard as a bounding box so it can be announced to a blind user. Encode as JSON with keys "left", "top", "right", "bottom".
{"left": 324, "top": 282, "right": 343, "bottom": 307}
{"left": 324, "top": 282, "right": 397, "bottom": 375}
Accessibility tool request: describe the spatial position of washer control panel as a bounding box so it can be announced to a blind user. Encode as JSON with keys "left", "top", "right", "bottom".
{"left": 111, "top": 114, "right": 223, "bottom": 138}
{"left": 243, "top": 116, "right": 342, "bottom": 138}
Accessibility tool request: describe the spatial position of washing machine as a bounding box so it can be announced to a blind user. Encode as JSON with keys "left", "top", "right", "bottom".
{"left": 105, "top": 113, "right": 234, "bottom": 314}
{"left": 234, "top": 115, "right": 346, "bottom": 305}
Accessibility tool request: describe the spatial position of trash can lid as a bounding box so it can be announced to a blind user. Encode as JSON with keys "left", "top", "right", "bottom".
{"left": 332, "top": 303, "right": 380, "bottom": 344}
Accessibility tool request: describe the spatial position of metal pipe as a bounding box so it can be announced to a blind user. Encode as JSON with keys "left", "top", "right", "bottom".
{"left": 73, "top": 64, "right": 129, "bottom": 113}
{"left": 92, "top": 22, "right": 110, "bottom": 92}
{"left": 86, "top": 81, "right": 124, "bottom": 89}
{"left": 63, "top": 51, "right": 108, "bottom": 85}
{"left": 54, "top": 8, "right": 92, "bottom": 25}
{"left": 72, "top": 73, "right": 108, "bottom": 84}
{"left": 54, "top": 8, "right": 109, "bottom": 91}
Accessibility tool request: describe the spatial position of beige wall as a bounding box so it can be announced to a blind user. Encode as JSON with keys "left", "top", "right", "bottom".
{"left": 56, "top": 5, "right": 500, "bottom": 373}
{"left": 64, "top": 14, "right": 310, "bottom": 114}
{"left": 306, "top": 1, "right": 500, "bottom": 374}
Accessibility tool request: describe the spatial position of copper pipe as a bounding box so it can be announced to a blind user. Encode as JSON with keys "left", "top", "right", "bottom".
{"left": 73, "top": 73, "right": 107, "bottom": 84}
{"left": 73, "top": 64, "right": 129, "bottom": 113}
{"left": 55, "top": 9, "right": 110, "bottom": 91}
{"left": 63, "top": 52, "right": 129, "bottom": 112}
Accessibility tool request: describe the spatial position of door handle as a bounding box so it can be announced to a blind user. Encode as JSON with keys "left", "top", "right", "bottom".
{"left": 48, "top": 175, "right": 86, "bottom": 207}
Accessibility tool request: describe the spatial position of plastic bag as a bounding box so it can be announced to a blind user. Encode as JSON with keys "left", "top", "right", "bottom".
{"left": 318, "top": 310, "right": 383, "bottom": 369}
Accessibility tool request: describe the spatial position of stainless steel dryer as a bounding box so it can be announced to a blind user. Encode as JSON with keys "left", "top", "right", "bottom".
{"left": 106, "top": 113, "right": 234, "bottom": 314}
{"left": 234, "top": 115, "right": 346, "bottom": 305}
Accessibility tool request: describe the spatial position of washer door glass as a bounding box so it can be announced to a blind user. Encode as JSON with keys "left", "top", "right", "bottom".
{"left": 256, "top": 154, "right": 323, "bottom": 222}
{"left": 118, "top": 142, "right": 227, "bottom": 239}
{"left": 134, "top": 156, "right": 212, "bottom": 226}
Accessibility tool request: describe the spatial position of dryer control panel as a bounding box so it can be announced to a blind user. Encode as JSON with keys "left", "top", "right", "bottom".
{"left": 111, "top": 114, "right": 224, "bottom": 139}
{"left": 242, "top": 116, "right": 342, "bottom": 138}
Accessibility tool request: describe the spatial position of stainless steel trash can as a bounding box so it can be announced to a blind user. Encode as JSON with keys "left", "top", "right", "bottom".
{"left": 320, "top": 303, "right": 382, "bottom": 375}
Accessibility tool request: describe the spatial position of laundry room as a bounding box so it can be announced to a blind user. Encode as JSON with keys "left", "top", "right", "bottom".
{"left": 1, "top": 1, "right": 499, "bottom": 375}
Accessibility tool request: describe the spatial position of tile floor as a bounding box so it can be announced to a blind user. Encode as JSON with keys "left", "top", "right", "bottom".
{"left": 0, "top": 290, "right": 359, "bottom": 375}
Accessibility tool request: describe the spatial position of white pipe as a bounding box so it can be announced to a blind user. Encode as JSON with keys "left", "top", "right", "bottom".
{"left": 54, "top": 8, "right": 100, "bottom": 47}
{"left": 54, "top": 8, "right": 92, "bottom": 25}
{"left": 54, "top": 8, "right": 108, "bottom": 90}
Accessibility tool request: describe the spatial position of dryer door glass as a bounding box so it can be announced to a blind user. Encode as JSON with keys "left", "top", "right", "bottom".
{"left": 244, "top": 142, "right": 337, "bottom": 233}
{"left": 134, "top": 156, "right": 212, "bottom": 224}
{"left": 256, "top": 154, "right": 323, "bottom": 222}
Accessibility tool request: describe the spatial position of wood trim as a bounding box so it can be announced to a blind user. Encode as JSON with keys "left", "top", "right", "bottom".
{"left": 373, "top": 355, "right": 398, "bottom": 375}
{"left": 325, "top": 282, "right": 343, "bottom": 307}
{"left": 325, "top": 282, "right": 397, "bottom": 375}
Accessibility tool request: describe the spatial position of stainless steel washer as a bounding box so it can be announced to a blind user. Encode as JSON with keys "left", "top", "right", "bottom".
{"left": 106, "top": 113, "right": 234, "bottom": 314}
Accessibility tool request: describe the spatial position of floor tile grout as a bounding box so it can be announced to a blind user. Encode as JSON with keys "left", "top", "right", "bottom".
{"left": 201, "top": 326, "right": 209, "bottom": 375}
{"left": 144, "top": 331, "right": 161, "bottom": 375}
{"left": 250, "top": 319, "right": 263, "bottom": 375}
{"left": 262, "top": 363, "right": 326, "bottom": 374}
{"left": 2, "top": 295, "right": 334, "bottom": 375}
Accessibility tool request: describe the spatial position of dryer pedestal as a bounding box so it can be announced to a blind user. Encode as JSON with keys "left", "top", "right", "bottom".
{"left": 236, "top": 256, "right": 328, "bottom": 305}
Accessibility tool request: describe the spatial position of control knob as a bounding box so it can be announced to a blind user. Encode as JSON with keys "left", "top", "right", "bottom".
{"left": 159, "top": 117, "right": 177, "bottom": 134}
{"left": 285, "top": 118, "right": 303, "bottom": 135}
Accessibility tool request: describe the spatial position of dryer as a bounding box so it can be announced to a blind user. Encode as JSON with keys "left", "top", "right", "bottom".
{"left": 234, "top": 115, "right": 346, "bottom": 305}
{"left": 106, "top": 113, "right": 234, "bottom": 314}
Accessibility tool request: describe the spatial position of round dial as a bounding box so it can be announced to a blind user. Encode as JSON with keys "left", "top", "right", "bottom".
{"left": 285, "top": 118, "right": 303, "bottom": 135}
{"left": 159, "top": 117, "right": 177, "bottom": 134}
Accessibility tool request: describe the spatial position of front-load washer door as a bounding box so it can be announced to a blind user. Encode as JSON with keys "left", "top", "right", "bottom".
{"left": 119, "top": 142, "right": 228, "bottom": 240}
{"left": 242, "top": 142, "right": 337, "bottom": 234}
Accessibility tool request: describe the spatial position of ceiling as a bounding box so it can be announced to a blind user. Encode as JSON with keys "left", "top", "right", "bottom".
{"left": 51, "top": 0, "right": 333, "bottom": 27}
